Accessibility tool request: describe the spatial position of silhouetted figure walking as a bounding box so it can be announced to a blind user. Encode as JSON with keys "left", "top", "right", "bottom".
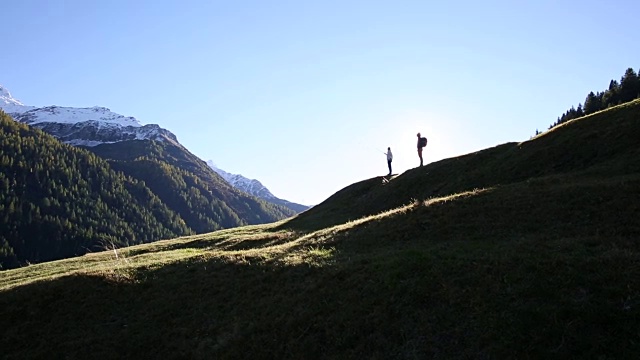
{"left": 385, "top": 147, "right": 393, "bottom": 175}
{"left": 417, "top": 132, "right": 427, "bottom": 166}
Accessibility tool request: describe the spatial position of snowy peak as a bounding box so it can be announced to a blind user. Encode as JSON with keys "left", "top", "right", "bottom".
{"left": 207, "top": 161, "right": 277, "bottom": 200}
{"left": 0, "top": 84, "right": 140, "bottom": 127}
{"left": 207, "top": 161, "right": 309, "bottom": 213}
{"left": 0, "top": 84, "right": 31, "bottom": 114}
{"left": 0, "top": 83, "right": 176, "bottom": 147}
{"left": 11, "top": 105, "right": 142, "bottom": 127}
{"left": 0, "top": 84, "right": 23, "bottom": 106}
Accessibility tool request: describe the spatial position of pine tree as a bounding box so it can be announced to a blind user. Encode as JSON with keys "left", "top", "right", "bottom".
{"left": 603, "top": 80, "right": 620, "bottom": 107}
{"left": 619, "top": 67, "right": 639, "bottom": 103}
{"left": 583, "top": 91, "right": 601, "bottom": 114}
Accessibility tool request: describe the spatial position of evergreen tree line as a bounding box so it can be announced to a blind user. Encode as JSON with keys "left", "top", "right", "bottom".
{"left": 548, "top": 67, "right": 640, "bottom": 130}
{"left": 89, "top": 139, "right": 296, "bottom": 233}
{"left": 0, "top": 111, "right": 295, "bottom": 269}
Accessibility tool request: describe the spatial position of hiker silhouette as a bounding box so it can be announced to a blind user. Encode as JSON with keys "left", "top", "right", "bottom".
{"left": 385, "top": 147, "right": 393, "bottom": 176}
{"left": 417, "top": 133, "right": 427, "bottom": 166}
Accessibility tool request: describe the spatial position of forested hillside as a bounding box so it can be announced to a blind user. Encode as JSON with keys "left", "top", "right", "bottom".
{"left": 0, "top": 111, "right": 296, "bottom": 269}
{"left": 89, "top": 140, "right": 297, "bottom": 232}
{"left": 0, "top": 111, "right": 191, "bottom": 269}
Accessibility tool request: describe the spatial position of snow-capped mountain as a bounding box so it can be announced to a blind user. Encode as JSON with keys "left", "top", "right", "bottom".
{"left": 208, "top": 161, "right": 278, "bottom": 200}
{"left": 0, "top": 85, "right": 34, "bottom": 113}
{"left": 1, "top": 84, "right": 308, "bottom": 213}
{"left": 0, "top": 84, "right": 178, "bottom": 147}
{"left": 208, "top": 161, "right": 309, "bottom": 212}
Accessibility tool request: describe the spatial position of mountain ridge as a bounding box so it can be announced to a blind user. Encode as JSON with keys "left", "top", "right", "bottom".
{"left": 0, "top": 84, "right": 178, "bottom": 147}
{"left": 0, "top": 83, "right": 304, "bottom": 212}
{"left": 207, "top": 161, "right": 310, "bottom": 212}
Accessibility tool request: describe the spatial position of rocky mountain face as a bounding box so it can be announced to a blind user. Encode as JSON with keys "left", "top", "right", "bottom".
{"left": 31, "top": 120, "right": 179, "bottom": 147}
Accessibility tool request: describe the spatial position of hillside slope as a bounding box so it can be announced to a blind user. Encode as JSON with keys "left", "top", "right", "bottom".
{"left": 289, "top": 99, "right": 640, "bottom": 231}
{"left": 1, "top": 100, "right": 639, "bottom": 358}
{"left": 89, "top": 140, "right": 297, "bottom": 231}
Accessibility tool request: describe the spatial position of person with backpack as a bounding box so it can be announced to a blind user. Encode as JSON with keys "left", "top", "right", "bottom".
{"left": 385, "top": 147, "right": 393, "bottom": 176}
{"left": 417, "top": 133, "right": 427, "bottom": 166}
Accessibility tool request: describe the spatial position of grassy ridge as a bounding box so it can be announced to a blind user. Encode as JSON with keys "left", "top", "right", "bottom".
{"left": 1, "top": 101, "right": 640, "bottom": 358}
{"left": 290, "top": 99, "right": 640, "bottom": 231}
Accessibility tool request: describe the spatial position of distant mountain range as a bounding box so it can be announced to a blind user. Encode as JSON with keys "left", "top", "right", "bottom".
{"left": 207, "top": 161, "right": 309, "bottom": 213}
{"left": 0, "top": 84, "right": 308, "bottom": 212}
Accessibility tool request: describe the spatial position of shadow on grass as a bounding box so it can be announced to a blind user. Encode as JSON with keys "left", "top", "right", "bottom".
{"left": 3, "top": 225, "right": 640, "bottom": 360}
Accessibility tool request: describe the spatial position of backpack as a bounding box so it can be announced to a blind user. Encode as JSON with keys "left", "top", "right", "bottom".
{"left": 419, "top": 137, "right": 427, "bottom": 148}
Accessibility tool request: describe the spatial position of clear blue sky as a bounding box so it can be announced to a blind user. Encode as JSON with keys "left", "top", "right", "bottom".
{"left": 2, "top": 0, "right": 639, "bottom": 205}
